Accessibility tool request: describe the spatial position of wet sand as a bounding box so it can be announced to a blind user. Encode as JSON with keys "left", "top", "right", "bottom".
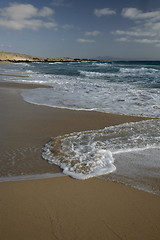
{"left": 0, "top": 82, "right": 148, "bottom": 177}
{"left": 1, "top": 176, "right": 160, "bottom": 240}
{"left": 1, "top": 82, "right": 160, "bottom": 240}
{"left": 0, "top": 79, "right": 52, "bottom": 89}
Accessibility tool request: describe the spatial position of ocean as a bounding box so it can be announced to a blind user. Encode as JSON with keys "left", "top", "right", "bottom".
{"left": 0, "top": 61, "right": 160, "bottom": 194}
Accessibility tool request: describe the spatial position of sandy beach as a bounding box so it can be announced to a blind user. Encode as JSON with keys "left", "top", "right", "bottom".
{"left": 0, "top": 82, "right": 148, "bottom": 177}
{"left": 1, "top": 176, "right": 160, "bottom": 240}
{"left": 0, "top": 82, "right": 160, "bottom": 240}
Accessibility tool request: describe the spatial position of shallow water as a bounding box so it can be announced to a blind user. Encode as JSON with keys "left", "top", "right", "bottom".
{"left": 99, "top": 148, "right": 160, "bottom": 195}
{"left": 42, "top": 120, "right": 160, "bottom": 194}
{"left": 0, "top": 61, "right": 160, "bottom": 194}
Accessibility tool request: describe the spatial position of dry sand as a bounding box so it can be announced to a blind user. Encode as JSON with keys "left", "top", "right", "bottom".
{"left": 0, "top": 82, "right": 160, "bottom": 240}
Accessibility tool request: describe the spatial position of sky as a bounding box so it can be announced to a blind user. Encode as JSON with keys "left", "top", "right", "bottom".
{"left": 0, "top": 0, "right": 160, "bottom": 59}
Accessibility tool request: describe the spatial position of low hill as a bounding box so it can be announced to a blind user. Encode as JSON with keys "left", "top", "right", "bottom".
{"left": 0, "top": 52, "right": 96, "bottom": 63}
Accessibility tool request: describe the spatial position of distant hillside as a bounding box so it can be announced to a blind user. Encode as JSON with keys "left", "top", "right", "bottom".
{"left": 0, "top": 52, "right": 97, "bottom": 63}
{"left": 0, "top": 52, "right": 42, "bottom": 61}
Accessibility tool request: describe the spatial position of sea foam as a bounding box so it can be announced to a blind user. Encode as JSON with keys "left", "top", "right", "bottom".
{"left": 42, "top": 120, "right": 160, "bottom": 179}
{"left": 2, "top": 61, "right": 159, "bottom": 118}
{"left": 42, "top": 136, "right": 116, "bottom": 179}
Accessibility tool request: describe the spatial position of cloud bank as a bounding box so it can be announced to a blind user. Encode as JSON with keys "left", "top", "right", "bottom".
{"left": 122, "top": 8, "right": 160, "bottom": 20}
{"left": 85, "top": 30, "right": 101, "bottom": 36}
{"left": 94, "top": 8, "right": 116, "bottom": 17}
{"left": 77, "top": 38, "right": 95, "bottom": 43}
{"left": 0, "top": 3, "right": 57, "bottom": 30}
{"left": 114, "top": 8, "right": 160, "bottom": 47}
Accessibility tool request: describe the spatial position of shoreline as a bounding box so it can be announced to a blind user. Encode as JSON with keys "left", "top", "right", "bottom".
{"left": 0, "top": 82, "right": 148, "bottom": 178}
{"left": 1, "top": 82, "right": 160, "bottom": 240}
{"left": 0, "top": 81, "right": 52, "bottom": 89}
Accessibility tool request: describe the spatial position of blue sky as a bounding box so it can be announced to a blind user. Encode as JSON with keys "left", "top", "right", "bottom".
{"left": 0, "top": 0, "right": 160, "bottom": 59}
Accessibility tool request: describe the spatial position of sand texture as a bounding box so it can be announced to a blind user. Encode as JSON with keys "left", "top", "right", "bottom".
{"left": 0, "top": 177, "right": 160, "bottom": 240}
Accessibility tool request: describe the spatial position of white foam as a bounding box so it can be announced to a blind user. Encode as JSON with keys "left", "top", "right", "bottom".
{"left": 120, "top": 67, "right": 159, "bottom": 74}
{"left": 14, "top": 63, "right": 30, "bottom": 67}
{"left": 92, "top": 62, "right": 112, "bottom": 67}
{"left": 79, "top": 70, "right": 113, "bottom": 77}
{"left": 42, "top": 120, "right": 160, "bottom": 179}
{"left": 21, "top": 81, "right": 160, "bottom": 118}
{"left": 2, "top": 61, "right": 159, "bottom": 118}
{"left": 42, "top": 140, "right": 116, "bottom": 179}
{"left": 49, "top": 62, "right": 63, "bottom": 64}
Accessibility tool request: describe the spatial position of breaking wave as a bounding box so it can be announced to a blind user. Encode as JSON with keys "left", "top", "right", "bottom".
{"left": 42, "top": 120, "right": 160, "bottom": 179}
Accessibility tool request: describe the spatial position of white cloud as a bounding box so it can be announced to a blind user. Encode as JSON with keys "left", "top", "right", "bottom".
{"left": 122, "top": 8, "right": 160, "bottom": 20}
{"left": 0, "top": 3, "right": 57, "bottom": 30}
{"left": 94, "top": 8, "right": 116, "bottom": 17}
{"left": 146, "top": 22, "right": 160, "bottom": 31}
{"left": 134, "top": 39, "right": 160, "bottom": 44}
{"left": 0, "top": 3, "right": 37, "bottom": 20}
{"left": 0, "top": 19, "right": 57, "bottom": 30}
{"left": 38, "top": 7, "right": 54, "bottom": 17}
{"left": 77, "top": 38, "right": 95, "bottom": 43}
{"left": 115, "top": 37, "right": 130, "bottom": 42}
{"left": 62, "top": 24, "right": 74, "bottom": 30}
{"left": 85, "top": 30, "right": 101, "bottom": 36}
{"left": 0, "top": 3, "right": 54, "bottom": 19}
{"left": 115, "top": 36, "right": 160, "bottom": 45}
{"left": 113, "top": 29, "right": 157, "bottom": 37}
{"left": 113, "top": 7, "right": 160, "bottom": 48}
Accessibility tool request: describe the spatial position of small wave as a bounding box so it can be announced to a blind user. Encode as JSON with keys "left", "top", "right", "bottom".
{"left": 79, "top": 70, "right": 112, "bottom": 78}
{"left": 42, "top": 136, "right": 116, "bottom": 179}
{"left": 21, "top": 81, "right": 160, "bottom": 118}
{"left": 92, "top": 62, "right": 112, "bottom": 67}
{"left": 25, "top": 70, "right": 34, "bottom": 73}
{"left": 14, "top": 62, "right": 30, "bottom": 67}
{"left": 120, "top": 67, "right": 159, "bottom": 75}
{"left": 49, "top": 62, "right": 63, "bottom": 64}
{"left": 42, "top": 119, "right": 160, "bottom": 179}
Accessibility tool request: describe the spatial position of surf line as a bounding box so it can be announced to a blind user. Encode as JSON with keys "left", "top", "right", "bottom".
{"left": 0, "top": 172, "right": 65, "bottom": 182}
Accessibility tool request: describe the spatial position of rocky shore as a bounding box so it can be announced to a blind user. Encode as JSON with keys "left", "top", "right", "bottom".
{"left": 0, "top": 52, "right": 96, "bottom": 63}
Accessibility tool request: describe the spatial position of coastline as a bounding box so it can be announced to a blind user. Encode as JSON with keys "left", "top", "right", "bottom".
{"left": 0, "top": 82, "right": 148, "bottom": 178}
{"left": 0, "top": 51, "right": 97, "bottom": 63}
{"left": 1, "top": 82, "right": 160, "bottom": 239}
